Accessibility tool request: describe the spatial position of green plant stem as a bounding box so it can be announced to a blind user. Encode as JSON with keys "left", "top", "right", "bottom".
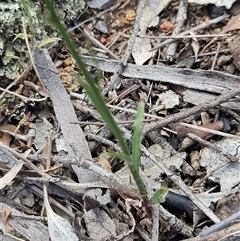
{"left": 43, "top": 0, "right": 148, "bottom": 200}
{"left": 43, "top": 0, "right": 130, "bottom": 157}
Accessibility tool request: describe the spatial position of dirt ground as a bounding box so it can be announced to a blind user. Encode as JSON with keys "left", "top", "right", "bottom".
{"left": 0, "top": 0, "right": 240, "bottom": 240}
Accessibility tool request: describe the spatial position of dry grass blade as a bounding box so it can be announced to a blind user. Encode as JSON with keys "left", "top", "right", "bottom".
{"left": 0, "top": 160, "right": 23, "bottom": 190}
{"left": 43, "top": 184, "right": 78, "bottom": 241}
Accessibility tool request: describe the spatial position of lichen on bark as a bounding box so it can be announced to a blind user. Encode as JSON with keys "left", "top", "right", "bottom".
{"left": 0, "top": 0, "right": 85, "bottom": 80}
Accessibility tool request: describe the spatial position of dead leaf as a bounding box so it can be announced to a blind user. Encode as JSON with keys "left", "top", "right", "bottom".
{"left": 159, "top": 90, "right": 180, "bottom": 109}
{"left": 187, "top": 0, "right": 236, "bottom": 9}
{"left": 190, "top": 32, "right": 199, "bottom": 60}
{"left": 133, "top": 0, "right": 171, "bottom": 65}
{"left": 196, "top": 187, "right": 239, "bottom": 208}
{"left": 84, "top": 208, "right": 117, "bottom": 239}
{"left": 160, "top": 22, "right": 174, "bottom": 33}
{"left": 222, "top": 13, "right": 240, "bottom": 32}
{"left": 0, "top": 160, "right": 23, "bottom": 190}
{"left": 43, "top": 185, "right": 78, "bottom": 241}
{"left": 0, "top": 124, "right": 18, "bottom": 146}
{"left": 94, "top": 155, "right": 112, "bottom": 172}
{"left": 200, "top": 13, "right": 240, "bottom": 53}
{"left": 132, "top": 37, "right": 153, "bottom": 65}
{"left": 125, "top": 198, "right": 142, "bottom": 211}
{"left": 215, "top": 193, "right": 240, "bottom": 219}
{"left": 228, "top": 37, "right": 240, "bottom": 70}
{"left": 140, "top": 0, "right": 172, "bottom": 33}
{"left": 125, "top": 9, "right": 136, "bottom": 21}
{"left": 200, "top": 138, "right": 240, "bottom": 192}
{"left": 33, "top": 118, "right": 53, "bottom": 150}
{"left": 190, "top": 150, "right": 200, "bottom": 170}
{"left": 139, "top": 144, "right": 185, "bottom": 180}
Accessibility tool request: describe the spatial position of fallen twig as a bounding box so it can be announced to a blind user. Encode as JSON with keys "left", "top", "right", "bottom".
{"left": 184, "top": 221, "right": 240, "bottom": 241}
{"left": 81, "top": 55, "right": 240, "bottom": 94}
{"left": 151, "top": 14, "right": 229, "bottom": 51}
{"left": 142, "top": 83, "right": 240, "bottom": 136}
{"left": 101, "top": 0, "right": 147, "bottom": 96}
{"left": 165, "top": 0, "right": 188, "bottom": 61}
{"left": 141, "top": 145, "right": 221, "bottom": 224}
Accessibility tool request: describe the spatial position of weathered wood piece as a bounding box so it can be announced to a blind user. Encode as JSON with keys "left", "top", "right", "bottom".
{"left": 33, "top": 48, "right": 113, "bottom": 224}
{"left": 33, "top": 48, "right": 111, "bottom": 182}
{"left": 81, "top": 55, "right": 240, "bottom": 94}
{"left": 34, "top": 48, "right": 91, "bottom": 161}
{"left": 0, "top": 202, "right": 49, "bottom": 241}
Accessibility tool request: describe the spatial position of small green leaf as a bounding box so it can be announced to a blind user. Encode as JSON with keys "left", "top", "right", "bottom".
{"left": 150, "top": 188, "right": 168, "bottom": 204}
{"left": 43, "top": 0, "right": 149, "bottom": 200}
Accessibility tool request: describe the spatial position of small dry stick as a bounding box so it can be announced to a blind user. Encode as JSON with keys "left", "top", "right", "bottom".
{"left": 83, "top": 27, "right": 119, "bottom": 60}
{"left": 200, "top": 210, "right": 240, "bottom": 237}
{"left": 142, "top": 83, "right": 240, "bottom": 136}
{"left": 211, "top": 43, "right": 221, "bottom": 70}
{"left": 179, "top": 122, "right": 240, "bottom": 140}
{"left": 101, "top": 0, "right": 147, "bottom": 96}
{"left": 141, "top": 145, "right": 221, "bottom": 223}
{"left": 86, "top": 132, "right": 121, "bottom": 152}
{"left": 151, "top": 204, "right": 160, "bottom": 241}
{"left": 140, "top": 33, "right": 231, "bottom": 39}
{"left": 184, "top": 222, "right": 240, "bottom": 241}
{"left": 165, "top": 0, "right": 188, "bottom": 61}
{"left": 0, "top": 87, "right": 47, "bottom": 102}
{"left": 220, "top": 106, "right": 240, "bottom": 123}
{"left": 75, "top": 119, "right": 155, "bottom": 126}
{"left": 0, "top": 142, "right": 51, "bottom": 179}
{"left": 105, "top": 103, "right": 240, "bottom": 139}
{"left": 158, "top": 204, "right": 194, "bottom": 238}
{"left": 187, "top": 133, "right": 239, "bottom": 163}
{"left": 151, "top": 14, "right": 229, "bottom": 51}
{"left": 107, "top": 84, "right": 139, "bottom": 104}
{"left": 28, "top": 182, "right": 75, "bottom": 219}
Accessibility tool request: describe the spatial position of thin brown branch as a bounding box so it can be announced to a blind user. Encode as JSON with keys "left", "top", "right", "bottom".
{"left": 101, "top": 0, "right": 147, "bottom": 96}
{"left": 142, "top": 84, "right": 240, "bottom": 136}
{"left": 151, "top": 14, "right": 229, "bottom": 51}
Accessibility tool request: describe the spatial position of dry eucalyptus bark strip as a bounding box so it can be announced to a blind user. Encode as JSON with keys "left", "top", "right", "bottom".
{"left": 81, "top": 55, "right": 240, "bottom": 94}
{"left": 33, "top": 47, "right": 112, "bottom": 179}
{"left": 0, "top": 201, "right": 49, "bottom": 240}
{"left": 33, "top": 47, "right": 91, "bottom": 160}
